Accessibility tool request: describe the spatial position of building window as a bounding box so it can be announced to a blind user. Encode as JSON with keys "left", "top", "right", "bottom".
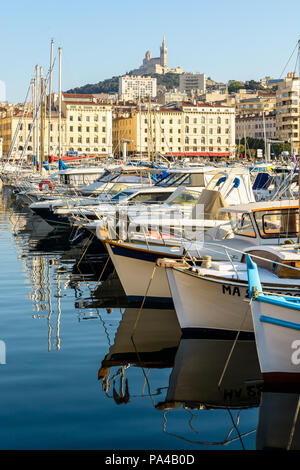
{"left": 217, "top": 126, "right": 221, "bottom": 134}
{"left": 217, "top": 117, "right": 221, "bottom": 124}
{"left": 78, "top": 126, "right": 82, "bottom": 132}
{"left": 201, "top": 137, "right": 205, "bottom": 144}
{"left": 201, "top": 126, "right": 205, "bottom": 134}
{"left": 86, "top": 127, "right": 90, "bottom": 132}
{"left": 78, "top": 116, "right": 81, "bottom": 121}
{"left": 185, "top": 126, "right": 189, "bottom": 133}
{"left": 201, "top": 117, "right": 205, "bottom": 123}
{"left": 70, "top": 126, "right": 73, "bottom": 131}
{"left": 94, "top": 126, "right": 98, "bottom": 132}
{"left": 102, "top": 127, "right": 106, "bottom": 132}
{"left": 86, "top": 138, "right": 90, "bottom": 143}
{"left": 70, "top": 116, "right": 73, "bottom": 121}
{"left": 94, "top": 115, "right": 98, "bottom": 121}
{"left": 185, "top": 116, "right": 189, "bottom": 124}
{"left": 102, "top": 138, "right": 106, "bottom": 143}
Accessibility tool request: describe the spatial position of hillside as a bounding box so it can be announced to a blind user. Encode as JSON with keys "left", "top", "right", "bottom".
{"left": 66, "top": 72, "right": 180, "bottom": 95}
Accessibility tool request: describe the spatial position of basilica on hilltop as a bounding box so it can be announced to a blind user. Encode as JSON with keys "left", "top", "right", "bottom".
{"left": 131, "top": 36, "right": 182, "bottom": 75}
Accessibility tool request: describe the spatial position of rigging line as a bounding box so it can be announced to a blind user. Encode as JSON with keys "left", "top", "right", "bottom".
{"left": 287, "top": 395, "right": 300, "bottom": 451}
{"left": 130, "top": 334, "right": 157, "bottom": 408}
{"left": 226, "top": 409, "right": 245, "bottom": 451}
{"left": 217, "top": 302, "right": 249, "bottom": 389}
{"left": 3, "top": 83, "right": 32, "bottom": 167}
{"left": 279, "top": 41, "right": 299, "bottom": 79}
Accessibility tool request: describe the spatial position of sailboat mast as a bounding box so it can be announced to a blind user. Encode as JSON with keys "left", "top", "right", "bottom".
{"left": 40, "top": 77, "right": 44, "bottom": 174}
{"left": 35, "top": 65, "right": 39, "bottom": 168}
{"left": 31, "top": 77, "right": 35, "bottom": 163}
{"left": 58, "top": 46, "right": 62, "bottom": 160}
{"left": 39, "top": 66, "right": 43, "bottom": 172}
{"left": 48, "top": 39, "right": 54, "bottom": 158}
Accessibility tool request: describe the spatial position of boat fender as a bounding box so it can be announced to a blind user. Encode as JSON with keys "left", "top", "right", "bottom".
{"left": 39, "top": 180, "right": 55, "bottom": 191}
{"left": 201, "top": 255, "right": 212, "bottom": 268}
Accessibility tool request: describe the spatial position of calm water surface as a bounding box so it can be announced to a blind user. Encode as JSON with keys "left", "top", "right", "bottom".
{"left": 0, "top": 188, "right": 295, "bottom": 450}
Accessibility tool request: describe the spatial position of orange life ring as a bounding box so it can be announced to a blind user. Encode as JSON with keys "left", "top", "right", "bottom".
{"left": 39, "top": 180, "right": 55, "bottom": 191}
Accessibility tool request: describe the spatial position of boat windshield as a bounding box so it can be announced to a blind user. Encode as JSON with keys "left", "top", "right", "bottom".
{"left": 167, "top": 189, "right": 199, "bottom": 205}
{"left": 231, "top": 212, "right": 257, "bottom": 238}
{"left": 96, "top": 170, "right": 118, "bottom": 183}
{"left": 156, "top": 172, "right": 191, "bottom": 187}
{"left": 113, "top": 174, "right": 150, "bottom": 184}
{"left": 106, "top": 183, "right": 131, "bottom": 199}
{"left": 253, "top": 208, "right": 299, "bottom": 239}
{"left": 110, "top": 189, "right": 135, "bottom": 202}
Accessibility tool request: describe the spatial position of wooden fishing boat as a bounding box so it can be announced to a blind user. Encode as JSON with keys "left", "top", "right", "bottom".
{"left": 246, "top": 253, "right": 300, "bottom": 383}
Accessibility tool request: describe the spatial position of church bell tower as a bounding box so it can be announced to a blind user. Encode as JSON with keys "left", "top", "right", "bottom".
{"left": 160, "top": 35, "right": 168, "bottom": 69}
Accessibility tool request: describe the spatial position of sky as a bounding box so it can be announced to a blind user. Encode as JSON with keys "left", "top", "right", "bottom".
{"left": 1, "top": 0, "right": 300, "bottom": 103}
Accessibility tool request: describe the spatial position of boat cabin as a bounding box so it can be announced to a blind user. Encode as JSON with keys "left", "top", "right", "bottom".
{"left": 219, "top": 200, "right": 299, "bottom": 245}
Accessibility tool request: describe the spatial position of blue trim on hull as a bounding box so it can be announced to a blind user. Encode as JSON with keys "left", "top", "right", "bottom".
{"left": 260, "top": 315, "right": 300, "bottom": 331}
{"left": 110, "top": 243, "right": 180, "bottom": 263}
{"left": 257, "top": 295, "right": 300, "bottom": 311}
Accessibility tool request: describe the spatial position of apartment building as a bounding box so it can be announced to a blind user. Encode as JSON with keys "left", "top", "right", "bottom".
{"left": 118, "top": 76, "right": 157, "bottom": 101}
{"left": 235, "top": 92, "right": 276, "bottom": 116}
{"left": 276, "top": 72, "right": 300, "bottom": 156}
{"left": 236, "top": 111, "right": 276, "bottom": 141}
{"left": 0, "top": 110, "right": 66, "bottom": 158}
{"left": 179, "top": 73, "right": 206, "bottom": 95}
{"left": 62, "top": 93, "right": 112, "bottom": 156}
{"left": 112, "top": 102, "right": 235, "bottom": 158}
{"left": 0, "top": 93, "right": 113, "bottom": 158}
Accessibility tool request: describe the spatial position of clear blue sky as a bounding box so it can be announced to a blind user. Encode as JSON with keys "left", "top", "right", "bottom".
{"left": 1, "top": 0, "right": 300, "bottom": 102}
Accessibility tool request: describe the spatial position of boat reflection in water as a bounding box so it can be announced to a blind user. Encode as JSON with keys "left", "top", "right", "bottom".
{"left": 99, "top": 307, "right": 182, "bottom": 405}
{"left": 256, "top": 389, "right": 300, "bottom": 450}
{"left": 156, "top": 337, "right": 262, "bottom": 448}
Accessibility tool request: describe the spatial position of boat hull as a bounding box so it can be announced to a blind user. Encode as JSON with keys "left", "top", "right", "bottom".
{"left": 105, "top": 242, "right": 183, "bottom": 308}
{"left": 251, "top": 298, "right": 300, "bottom": 383}
{"left": 166, "top": 267, "right": 300, "bottom": 337}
